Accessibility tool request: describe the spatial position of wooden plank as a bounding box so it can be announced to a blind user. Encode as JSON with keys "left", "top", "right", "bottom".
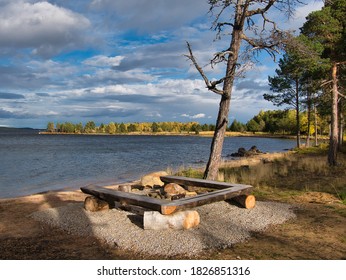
{"left": 163, "top": 185, "right": 252, "bottom": 211}
{"left": 160, "top": 175, "right": 253, "bottom": 190}
{"left": 81, "top": 185, "right": 166, "bottom": 213}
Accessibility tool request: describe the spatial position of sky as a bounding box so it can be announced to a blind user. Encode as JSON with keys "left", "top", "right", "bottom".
{"left": 0, "top": 0, "right": 324, "bottom": 129}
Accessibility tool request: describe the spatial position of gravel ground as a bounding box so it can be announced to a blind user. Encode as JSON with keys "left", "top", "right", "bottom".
{"left": 31, "top": 201, "right": 296, "bottom": 257}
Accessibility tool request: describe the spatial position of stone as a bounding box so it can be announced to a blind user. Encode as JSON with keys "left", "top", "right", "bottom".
{"left": 164, "top": 183, "right": 187, "bottom": 196}
{"left": 230, "top": 146, "right": 264, "bottom": 157}
{"left": 140, "top": 171, "right": 168, "bottom": 187}
{"left": 118, "top": 185, "right": 132, "bottom": 192}
{"left": 84, "top": 196, "right": 110, "bottom": 212}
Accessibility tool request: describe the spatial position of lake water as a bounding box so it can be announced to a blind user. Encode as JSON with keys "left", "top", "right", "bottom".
{"left": 0, "top": 130, "right": 296, "bottom": 198}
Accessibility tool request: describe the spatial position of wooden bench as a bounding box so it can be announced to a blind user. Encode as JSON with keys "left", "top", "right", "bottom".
{"left": 80, "top": 176, "right": 255, "bottom": 215}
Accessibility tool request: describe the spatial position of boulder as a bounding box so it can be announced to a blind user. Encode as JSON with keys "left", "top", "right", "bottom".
{"left": 84, "top": 196, "right": 110, "bottom": 212}
{"left": 140, "top": 171, "right": 168, "bottom": 187}
{"left": 230, "top": 146, "right": 264, "bottom": 157}
{"left": 164, "top": 183, "right": 187, "bottom": 196}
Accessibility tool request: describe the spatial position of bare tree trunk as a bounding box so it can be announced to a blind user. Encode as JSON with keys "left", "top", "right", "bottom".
{"left": 204, "top": 95, "right": 231, "bottom": 179}
{"left": 328, "top": 62, "right": 339, "bottom": 166}
{"left": 203, "top": 5, "right": 244, "bottom": 180}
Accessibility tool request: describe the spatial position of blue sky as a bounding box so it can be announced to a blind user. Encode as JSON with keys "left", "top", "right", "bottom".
{"left": 0, "top": 0, "right": 324, "bottom": 128}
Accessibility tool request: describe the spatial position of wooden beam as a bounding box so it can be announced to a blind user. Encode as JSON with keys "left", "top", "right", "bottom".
{"left": 81, "top": 185, "right": 166, "bottom": 213}
{"left": 160, "top": 175, "right": 253, "bottom": 190}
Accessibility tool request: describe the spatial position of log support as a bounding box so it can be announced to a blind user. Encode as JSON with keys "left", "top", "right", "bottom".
{"left": 228, "top": 194, "right": 256, "bottom": 209}
{"left": 144, "top": 210, "right": 200, "bottom": 230}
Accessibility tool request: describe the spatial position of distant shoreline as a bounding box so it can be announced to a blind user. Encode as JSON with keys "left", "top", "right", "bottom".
{"left": 38, "top": 130, "right": 301, "bottom": 139}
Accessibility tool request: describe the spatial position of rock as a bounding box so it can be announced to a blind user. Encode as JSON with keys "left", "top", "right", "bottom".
{"left": 230, "top": 146, "right": 264, "bottom": 157}
{"left": 230, "top": 147, "right": 247, "bottom": 157}
{"left": 249, "top": 145, "right": 260, "bottom": 153}
{"left": 164, "top": 183, "right": 187, "bottom": 196}
{"left": 140, "top": 171, "right": 168, "bottom": 187}
{"left": 118, "top": 185, "right": 132, "bottom": 192}
{"left": 84, "top": 196, "right": 110, "bottom": 212}
{"left": 185, "top": 191, "right": 198, "bottom": 197}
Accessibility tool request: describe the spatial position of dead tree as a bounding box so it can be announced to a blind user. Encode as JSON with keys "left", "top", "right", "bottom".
{"left": 186, "top": 0, "right": 301, "bottom": 180}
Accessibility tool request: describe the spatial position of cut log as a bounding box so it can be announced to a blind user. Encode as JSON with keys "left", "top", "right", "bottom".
{"left": 84, "top": 196, "right": 110, "bottom": 212}
{"left": 230, "top": 195, "right": 256, "bottom": 209}
{"left": 143, "top": 210, "right": 200, "bottom": 230}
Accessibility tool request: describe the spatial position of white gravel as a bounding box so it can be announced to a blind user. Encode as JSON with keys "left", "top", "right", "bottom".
{"left": 31, "top": 201, "right": 296, "bottom": 257}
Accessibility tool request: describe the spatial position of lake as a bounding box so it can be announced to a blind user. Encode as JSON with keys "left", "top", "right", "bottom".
{"left": 0, "top": 130, "right": 296, "bottom": 198}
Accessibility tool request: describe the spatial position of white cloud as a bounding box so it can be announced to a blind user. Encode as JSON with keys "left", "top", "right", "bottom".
{"left": 181, "top": 113, "right": 206, "bottom": 119}
{"left": 287, "top": 1, "right": 324, "bottom": 32}
{"left": 0, "top": 1, "right": 90, "bottom": 57}
{"left": 83, "top": 55, "right": 125, "bottom": 67}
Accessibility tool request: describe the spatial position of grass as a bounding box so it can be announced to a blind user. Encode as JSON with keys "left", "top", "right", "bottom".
{"left": 177, "top": 144, "right": 346, "bottom": 204}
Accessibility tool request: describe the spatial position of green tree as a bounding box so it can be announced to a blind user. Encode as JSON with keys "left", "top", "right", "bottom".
{"left": 264, "top": 51, "right": 305, "bottom": 147}
{"left": 301, "top": 0, "right": 346, "bottom": 165}
{"left": 84, "top": 121, "right": 96, "bottom": 133}
{"left": 106, "top": 122, "right": 116, "bottom": 134}
{"left": 47, "top": 122, "right": 55, "bottom": 133}
{"left": 246, "top": 119, "right": 260, "bottom": 133}
{"left": 118, "top": 122, "right": 127, "bottom": 133}
{"left": 75, "top": 122, "right": 83, "bottom": 133}
{"left": 151, "top": 122, "right": 159, "bottom": 133}
{"left": 229, "top": 119, "right": 244, "bottom": 132}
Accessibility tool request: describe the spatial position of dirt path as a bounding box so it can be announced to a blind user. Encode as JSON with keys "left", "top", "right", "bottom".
{"left": 0, "top": 190, "right": 345, "bottom": 260}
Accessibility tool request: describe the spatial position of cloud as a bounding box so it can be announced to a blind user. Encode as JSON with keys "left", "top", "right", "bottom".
{"left": 181, "top": 113, "right": 206, "bottom": 119}
{"left": 0, "top": 92, "right": 25, "bottom": 99}
{"left": 83, "top": 55, "right": 125, "bottom": 67}
{"left": 0, "top": 1, "right": 90, "bottom": 57}
{"left": 90, "top": 0, "right": 209, "bottom": 33}
{"left": 287, "top": 1, "right": 324, "bottom": 32}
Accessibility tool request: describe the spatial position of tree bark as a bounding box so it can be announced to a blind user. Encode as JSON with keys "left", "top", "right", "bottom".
{"left": 203, "top": 4, "right": 244, "bottom": 180}
{"left": 314, "top": 104, "right": 318, "bottom": 146}
{"left": 328, "top": 62, "right": 339, "bottom": 166}
{"left": 338, "top": 99, "right": 344, "bottom": 150}
{"left": 204, "top": 95, "right": 231, "bottom": 180}
{"left": 295, "top": 78, "right": 301, "bottom": 148}
{"left": 306, "top": 90, "right": 312, "bottom": 147}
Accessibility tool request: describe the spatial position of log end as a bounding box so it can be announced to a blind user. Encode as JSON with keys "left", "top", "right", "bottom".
{"left": 183, "top": 211, "right": 200, "bottom": 229}
{"left": 230, "top": 194, "right": 256, "bottom": 209}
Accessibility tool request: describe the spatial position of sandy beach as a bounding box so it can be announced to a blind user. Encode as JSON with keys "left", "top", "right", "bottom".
{"left": 1, "top": 152, "right": 345, "bottom": 260}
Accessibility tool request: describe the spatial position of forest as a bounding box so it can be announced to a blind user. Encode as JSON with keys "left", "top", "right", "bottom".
{"left": 45, "top": 108, "right": 329, "bottom": 137}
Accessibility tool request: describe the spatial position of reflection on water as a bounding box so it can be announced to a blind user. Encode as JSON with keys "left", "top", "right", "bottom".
{"left": 0, "top": 131, "right": 296, "bottom": 198}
